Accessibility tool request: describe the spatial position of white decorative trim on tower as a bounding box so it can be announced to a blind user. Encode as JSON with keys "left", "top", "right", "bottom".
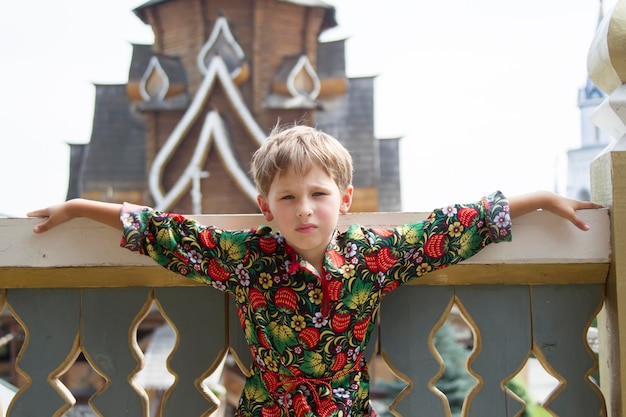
{"left": 197, "top": 16, "right": 246, "bottom": 78}
{"left": 287, "top": 55, "right": 321, "bottom": 99}
{"left": 140, "top": 56, "right": 170, "bottom": 102}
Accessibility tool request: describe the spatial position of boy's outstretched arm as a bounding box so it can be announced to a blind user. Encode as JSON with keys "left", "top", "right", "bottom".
{"left": 508, "top": 191, "right": 603, "bottom": 231}
{"left": 28, "top": 199, "right": 123, "bottom": 233}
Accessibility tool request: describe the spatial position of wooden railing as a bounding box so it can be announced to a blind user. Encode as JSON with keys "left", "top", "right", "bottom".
{"left": 0, "top": 208, "right": 611, "bottom": 416}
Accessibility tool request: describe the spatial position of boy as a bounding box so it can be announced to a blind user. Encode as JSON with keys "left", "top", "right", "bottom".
{"left": 29, "top": 125, "right": 601, "bottom": 416}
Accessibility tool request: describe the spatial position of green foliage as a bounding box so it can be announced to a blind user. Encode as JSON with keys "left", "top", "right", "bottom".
{"left": 433, "top": 322, "right": 475, "bottom": 416}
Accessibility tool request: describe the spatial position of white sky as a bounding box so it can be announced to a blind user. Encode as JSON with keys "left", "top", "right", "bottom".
{"left": 0, "top": 0, "right": 615, "bottom": 216}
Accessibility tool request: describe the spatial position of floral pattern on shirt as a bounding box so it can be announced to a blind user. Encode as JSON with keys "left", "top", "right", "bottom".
{"left": 120, "top": 191, "right": 511, "bottom": 417}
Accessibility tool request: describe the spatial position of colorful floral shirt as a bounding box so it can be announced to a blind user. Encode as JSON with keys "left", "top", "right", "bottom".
{"left": 120, "top": 191, "right": 512, "bottom": 417}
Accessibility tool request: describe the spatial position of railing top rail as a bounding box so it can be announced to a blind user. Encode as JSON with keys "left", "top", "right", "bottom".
{"left": 0, "top": 209, "right": 610, "bottom": 287}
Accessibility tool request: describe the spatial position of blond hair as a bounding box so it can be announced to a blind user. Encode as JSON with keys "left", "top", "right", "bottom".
{"left": 250, "top": 125, "right": 353, "bottom": 197}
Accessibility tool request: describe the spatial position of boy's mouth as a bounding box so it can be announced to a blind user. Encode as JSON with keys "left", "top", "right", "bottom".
{"left": 296, "top": 223, "right": 317, "bottom": 233}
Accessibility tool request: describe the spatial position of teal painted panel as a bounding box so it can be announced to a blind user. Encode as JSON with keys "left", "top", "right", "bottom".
{"left": 380, "top": 286, "right": 454, "bottom": 417}
{"left": 456, "top": 285, "right": 532, "bottom": 417}
{"left": 532, "top": 284, "right": 606, "bottom": 417}
{"left": 81, "top": 287, "right": 152, "bottom": 417}
{"left": 7, "top": 288, "right": 80, "bottom": 417}
{"left": 156, "top": 286, "right": 227, "bottom": 417}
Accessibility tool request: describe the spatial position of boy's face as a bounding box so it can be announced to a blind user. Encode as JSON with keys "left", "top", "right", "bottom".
{"left": 257, "top": 163, "right": 353, "bottom": 266}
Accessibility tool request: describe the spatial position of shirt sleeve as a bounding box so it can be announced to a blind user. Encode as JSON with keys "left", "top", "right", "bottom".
{"left": 367, "top": 191, "right": 512, "bottom": 292}
{"left": 118, "top": 203, "right": 261, "bottom": 293}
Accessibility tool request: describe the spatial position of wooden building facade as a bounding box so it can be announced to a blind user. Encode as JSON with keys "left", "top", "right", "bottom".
{"left": 70, "top": 0, "right": 402, "bottom": 214}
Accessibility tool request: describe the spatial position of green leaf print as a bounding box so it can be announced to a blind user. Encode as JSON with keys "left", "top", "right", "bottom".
{"left": 300, "top": 351, "right": 327, "bottom": 377}
{"left": 343, "top": 279, "right": 371, "bottom": 311}
{"left": 267, "top": 321, "right": 297, "bottom": 352}
{"left": 457, "top": 232, "right": 482, "bottom": 259}
{"left": 220, "top": 232, "right": 248, "bottom": 262}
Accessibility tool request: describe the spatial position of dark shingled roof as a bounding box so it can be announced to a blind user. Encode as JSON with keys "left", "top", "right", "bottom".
{"left": 378, "top": 138, "right": 402, "bottom": 212}
{"left": 82, "top": 85, "right": 147, "bottom": 189}
{"left": 133, "top": 0, "right": 337, "bottom": 29}
{"left": 317, "top": 39, "right": 346, "bottom": 80}
{"left": 66, "top": 143, "right": 89, "bottom": 200}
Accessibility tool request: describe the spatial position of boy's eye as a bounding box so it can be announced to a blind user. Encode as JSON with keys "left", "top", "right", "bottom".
{"left": 313, "top": 192, "right": 327, "bottom": 197}
{"left": 280, "top": 195, "right": 294, "bottom": 200}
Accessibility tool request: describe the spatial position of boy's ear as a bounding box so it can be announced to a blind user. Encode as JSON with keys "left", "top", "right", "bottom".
{"left": 339, "top": 185, "right": 354, "bottom": 214}
{"left": 257, "top": 195, "right": 274, "bottom": 221}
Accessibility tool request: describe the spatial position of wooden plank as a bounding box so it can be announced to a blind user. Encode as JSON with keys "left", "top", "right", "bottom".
{"left": 155, "top": 287, "right": 228, "bottom": 417}
{"left": 0, "top": 208, "right": 610, "bottom": 268}
{"left": 379, "top": 286, "right": 455, "bottom": 416}
{"left": 592, "top": 138, "right": 626, "bottom": 417}
{"left": 6, "top": 289, "right": 80, "bottom": 417}
{"left": 0, "top": 263, "right": 609, "bottom": 289}
{"left": 532, "top": 285, "right": 606, "bottom": 416}
{"left": 81, "top": 288, "right": 152, "bottom": 416}
{"left": 456, "top": 286, "right": 532, "bottom": 417}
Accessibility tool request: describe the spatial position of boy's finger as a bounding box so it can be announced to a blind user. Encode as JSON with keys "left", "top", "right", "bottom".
{"left": 33, "top": 219, "right": 53, "bottom": 234}
{"left": 27, "top": 209, "right": 49, "bottom": 218}
{"left": 572, "top": 216, "right": 590, "bottom": 231}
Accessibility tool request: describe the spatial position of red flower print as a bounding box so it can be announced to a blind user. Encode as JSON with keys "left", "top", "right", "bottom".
{"left": 275, "top": 287, "right": 298, "bottom": 311}
{"left": 353, "top": 317, "right": 370, "bottom": 341}
{"left": 259, "top": 237, "right": 277, "bottom": 254}
{"left": 371, "top": 228, "right": 394, "bottom": 238}
{"left": 237, "top": 307, "right": 246, "bottom": 327}
{"left": 169, "top": 214, "right": 185, "bottom": 224}
{"left": 208, "top": 258, "right": 230, "bottom": 281}
{"left": 327, "top": 249, "right": 345, "bottom": 267}
{"left": 364, "top": 252, "right": 378, "bottom": 272}
{"left": 458, "top": 207, "right": 479, "bottom": 227}
{"left": 173, "top": 248, "right": 189, "bottom": 263}
{"left": 376, "top": 247, "right": 399, "bottom": 272}
{"left": 258, "top": 329, "right": 272, "bottom": 350}
{"left": 298, "top": 327, "right": 320, "bottom": 349}
{"left": 249, "top": 288, "right": 267, "bottom": 310}
{"left": 293, "top": 394, "right": 310, "bottom": 416}
{"left": 331, "top": 312, "right": 351, "bottom": 333}
{"left": 319, "top": 398, "right": 339, "bottom": 417}
{"left": 424, "top": 234, "right": 446, "bottom": 258}
{"left": 199, "top": 229, "right": 217, "bottom": 249}
{"left": 327, "top": 280, "right": 343, "bottom": 301}
{"left": 331, "top": 352, "right": 348, "bottom": 372}
{"left": 261, "top": 404, "right": 281, "bottom": 417}
{"left": 382, "top": 280, "right": 400, "bottom": 294}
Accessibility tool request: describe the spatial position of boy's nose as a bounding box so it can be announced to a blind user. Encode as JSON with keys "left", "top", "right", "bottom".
{"left": 297, "top": 202, "right": 313, "bottom": 217}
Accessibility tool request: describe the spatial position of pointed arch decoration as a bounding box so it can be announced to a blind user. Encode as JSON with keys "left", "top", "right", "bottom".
{"left": 197, "top": 16, "right": 248, "bottom": 83}
{"left": 140, "top": 56, "right": 170, "bottom": 102}
{"left": 287, "top": 55, "right": 321, "bottom": 100}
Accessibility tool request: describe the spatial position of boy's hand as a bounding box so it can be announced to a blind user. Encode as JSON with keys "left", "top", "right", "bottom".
{"left": 27, "top": 199, "right": 124, "bottom": 233}
{"left": 509, "top": 191, "right": 603, "bottom": 231}
{"left": 28, "top": 202, "right": 75, "bottom": 233}
{"left": 544, "top": 193, "right": 604, "bottom": 231}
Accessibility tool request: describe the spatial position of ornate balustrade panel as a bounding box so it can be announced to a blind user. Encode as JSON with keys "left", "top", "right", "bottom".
{"left": 7, "top": 289, "right": 81, "bottom": 417}
{"left": 456, "top": 285, "right": 532, "bottom": 417}
{"left": 379, "top": 286, "right": 455, "bottom": 416}
{"left": 154, "top": 286, "right": 227, "bottom": 417}
{"left": 81, "top": 287, "right": 152, "bottom": 416}
{"left": 531, "top": 285, "right": 606, "bottom": 416}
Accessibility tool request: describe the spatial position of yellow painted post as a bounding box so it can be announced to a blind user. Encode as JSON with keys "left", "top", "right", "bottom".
{"left": 589, "top": 2, "right": 626, "bottom": 415}
{"left": 592, "top": 140, "right": 626, "bottom": 417}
